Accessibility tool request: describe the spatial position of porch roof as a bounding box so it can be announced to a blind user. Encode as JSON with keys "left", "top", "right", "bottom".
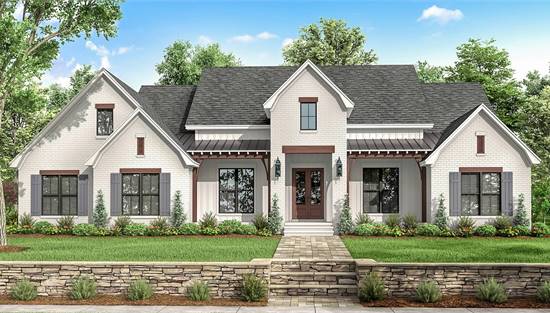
{"left": 179, "top": 133, "right": 270, "bottom": 153}
{"left": 347, "top": 132, "right": 440, "bottom": 152}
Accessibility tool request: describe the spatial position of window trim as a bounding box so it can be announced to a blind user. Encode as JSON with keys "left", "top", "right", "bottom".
{"left": 41, "top": 175, "right": 78, "bottom": 216}
{"left": 362, "top": 168, "right": 400, "bottom": 214}
{"left": 299, "top": 101, "right": 317, "bottom": 131}
{"left": 477, "top": 135, "right": 486, "bottom": 154}
{"left": 460, "top": 172, "right": 501, "bottom": 216}
{"left": 218, "top": 168, "right": 255, "bottom": 214}
{"left": 121, "top": 173, "right": 160, "bottom": 216}
{"left": 96, "top": 108, "right": 114, "bottom": 136}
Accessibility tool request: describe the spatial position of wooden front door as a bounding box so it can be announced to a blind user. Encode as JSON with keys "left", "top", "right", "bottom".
{"left": 292, "top": 168, "right": 324, "bottom": 219}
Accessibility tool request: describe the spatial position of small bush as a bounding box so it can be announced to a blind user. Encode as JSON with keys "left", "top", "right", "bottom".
{"left": 199, "top": 227, "right": 219, "bottom": 236}
{"left": 93, "top": 190, "right": 109, "bottom": 228}
{"left": 124, "top": 224, "right": 148, "bottom": 236}
{"left": 10, "top": 279, "right": 37, "bottom": 301}
{"left": 256, "top": 228, "right": 272, "bottom": 237}
{"left": 513, "top": 225, "right": 531, "bottom": 236}
{"left": 18, "top": 213, "right": 35, "bottom": 233}
{"left": 497, "top": 227, "right": 519, "bottom": 237}
{"left": 354, "top": 223, "right": 389, "bottom": 236}
{"left": 337, "top": 194, "right": 354, "bottom": 235}
{"left": 386, "top": 226, "right": 403, "bottom": 237}
{"left": 384, "top": 214, "right": 400, "bottom": 228}
{"left": 415, "top": 281, "right": 442, "bottom": 303}
{"left": 492, "top": 216, "right": 513, "bottom": 230}
{"left": 235, "top": 224, "right": 257, "bottom": 235}
{"left": 70, "top": 276, "right": 96, "bottom": 300}
{"left": 513, "top": 194, "right": 529, "bottom": 227}
{"left": 171, "top": 191, "right": 186, "bottom": 227}
{"left": 241, "top": 274, "right": 267, "bottom": 302}
{"left": 454, "top": 216, "right": 475, "bottom": 237}
{"left": 532, "top": 222, "right": 550, "bottom": 237}
{"left": 127, "top": 279, "right": 153, "bottom": 301}
{"left": 218, "top": 219, "right": 242, "bottom": 234}
{"left": 434, "top": 194, "right": 449, "bottom": 230}
{"left": 359, "top": 273, "right": 385, "bottom": 302}
{"left": 536, "top": 281, "right": 550, "bottom": 303}
{"left": 475, "top": 224, "right": 497, "bottom": 237}
{"left": 252, "top": 214, "right": 269, "bottom": 231}
{"left": 402, "top": 214, "right": 418, "bottom": 235}
{"left": 267, "top": 194, "right": 283, "bottom": 235}
{"left": 476, "top": 278, "right": 508, "bottom": 303}
{"left": 6, "top": 204, "right": 18, "bottom": 226}
{"left": 199, "top": 212, "right": 218, "bottom": 229}
{"left": 72, "top": 224, "right": 99, "bottom": 236}
{"left": 148, "top": 217, "right": 170, "bottom": 235}
{"left": 56, "top": 216, "right": 75, "bottom": 234}
{"left": 416, "top": 224, "right": 441, "bottom": 236}
{"left": 113, "top": 216, "right": 132, "bottom": 234}
{"left": 187, "top": 281, "right": 210, "bottom": 301}
{"left": 355, "top": 213, "right": 373, "bottom": 226}
{"left": 33, "top": 221, "right": 58, "bottom": 235}
{"left": 178, "top": 223, "right": 201, "bottom": 235}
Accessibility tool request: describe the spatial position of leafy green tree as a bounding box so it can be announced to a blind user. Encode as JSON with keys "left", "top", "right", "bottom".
{"left": 522, "top": 69, "right": 550, "bottom": 97}
{"left": 171, "top": 190, "right": 186, "bottom": 227}
{"left": 513, "top": 194, "right": 529, "bottom": 227}
{"left": 337, "top": 194, "right": 354, "bottom": 234}
{"left": 47, "top": 65, "right": 95, "bottom": 112}
{"left": 416, "top": 61, "right": 446, "bottom": 83}
{"left": 93, "top": 190, "right": 108, "bottom": 228}
{"left": 156, "top": 41, "right": 240, "bottom": 85}
{"left": 69, "top": 65, "right": 95, "bottom": 100}
{"left": 283, "top": 18, "right": 377, "bottom": 66}
{"left": 434, "top": 194, "right": 449, "bottom": 230}
{"left": 0, "top": 0, "right": 123, "bottom": 245}
{"left": 267, "top": 194, "right": 283, "bottom": 235}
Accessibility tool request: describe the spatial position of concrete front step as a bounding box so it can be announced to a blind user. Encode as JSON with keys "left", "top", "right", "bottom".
{"left": 283, "top": 222, "right": 335, "bottom": 236}
{"left": 271, "top": 260, "right": 356, "bottom": 273}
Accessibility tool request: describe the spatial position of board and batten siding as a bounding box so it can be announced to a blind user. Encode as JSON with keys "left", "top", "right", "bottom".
{"left": 94, "top": 117, "right": 192, "bottom": 224}
{"left": 17, "top": 77, "right": 135, "bottom": 223}
{"left": 429, "top": 113, "right": 532, "bottom": 225}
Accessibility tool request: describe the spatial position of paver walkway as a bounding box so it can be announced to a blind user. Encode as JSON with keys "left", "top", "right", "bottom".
{"left": 273, "top": 236, "right": 352, "bottom": 259}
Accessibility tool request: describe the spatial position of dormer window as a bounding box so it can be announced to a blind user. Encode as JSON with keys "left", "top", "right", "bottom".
{"left": 96, "top": 103, "right": 114, "bottom": 136}
{"left": 299, "top": 97, "right": 317, "bottom": 131}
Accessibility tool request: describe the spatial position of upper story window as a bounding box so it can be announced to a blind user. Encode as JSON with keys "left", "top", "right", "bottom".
{"left": 477, "top": 134, "right": 485, "bottom": 154}
{"left": 461, "top": 172, "right": 500, "bottom": 216}
{"left": 42, "top": 175, "right": 78, "bottom": 215}
{"left": 122, "top": 173, "right": 160, "bottom": 215}
{"left": 299, "top": 97, "right": 317, "bottom": 131}
{"left": 96, "top": 104, "right": 114, "bottom": 136}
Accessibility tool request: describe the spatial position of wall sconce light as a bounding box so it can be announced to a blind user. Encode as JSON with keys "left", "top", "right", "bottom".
{"left": 336, "top": 157, "right": 343, "bottom": 177}
{"left": 274, "top": 157, "right": 281, "bottom": 178}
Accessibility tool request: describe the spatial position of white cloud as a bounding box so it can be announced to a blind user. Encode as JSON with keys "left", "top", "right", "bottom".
{"left": 65, "top": 57, "right": 76, "bottom": 68}
{"left": 198, "top": 35, "right": 213, "bottom": 45}
{"left": 41, "top": 73, "right": 71, "bottom": 88}
{"left": 230, "top": 34, "right": 256, "bottom": 43}
{"left": 114, "top": 46, "right": 131, "bottom": 55}
{"left": 257, "top": 32, "right": 277, "bottom": 40}
{"left": 230, "top": 32, "right": 278, "bottom": 43}
{"left": 418, "top": 5, "right": 464, "bottom": 24}
{"left": 282, "top": 38, "right": 294, "bottom": 48}
{"left": 13, "top": 2, "right": 24, "bottom": 20}
{"left": 85, "top": 41, "right": 132, "bottom": 69}
{"left": 85, "top": 40, "right": 109, "bottom": 57}
{"left": 100, "top": 56, "right": 111, "bottom": 69}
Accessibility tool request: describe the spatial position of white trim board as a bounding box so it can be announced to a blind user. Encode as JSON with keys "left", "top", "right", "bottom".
{"left": 347, "top": 124, "right": 434, "bottom": 129}
{"left": 186, "top": 125, "right": 270, "bottom": 130}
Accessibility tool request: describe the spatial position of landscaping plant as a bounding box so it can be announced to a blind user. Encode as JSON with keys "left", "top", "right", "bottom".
{"left": 476, "top": 278, "right": 508, "bottom": 303}
{"left": 123, "top": 224, "right": 148, "bottom": 236}
{"left": 148, "top": 217, "right": 172, "bottom": 236}
{"left": 241, "top": 274, "right": 267, "bottom": 302}
{"left": 337, "top": 194, "right": 354, "bottom": 234}
{"left": 70, "top": 276, "right": 97, "bottom": 300}
{"left": 416, "top": 223, "right": 441, "bottom": 236}
{"left": 415, "top": 281, "right": 442, "bottom": 303}
{"left": 267, "top": 194, "right": 283, "bottom": 235}
{"left": 199, "top": 212, "right": 218, "bottom": 229}
{"left": 532, "top": 222, "right": 550, "bottom": 237}
{"left": 402, "top": 214, "right": 418, "bottom": 235}
{"left": 513, "top": 194, "right": 530, "bottom": 227}
{"left": 127, "top": 279, "right": 153, "bottom": 301}
{"left": 513, "top": 225, "right": 531, "bottom": 236}
{"left": 10, "top": 279, "right": 37, "bottom": 301}
{"left": 112, "top": 216, "right": 133, "bottom": 234}
{"left": 56, "top": 216, "right": 75, "bottom": 234}
{"left": 252, "top": 214, "right": 269, "bottom": 232}
{"left": 18, "top": 213, "right": 35, "bottom": 234}
{"left": 358, "top": 272, "right": 385, "bottom": 302}
{"left": 177, "top": 223, "right": 201, "bottom": 235}
{"left": 493, "top": 216, "right": 514, "bottom": 237}
{"left": 536, "top": 281, "right": 550, "bottom": 303}
{"left": 171, "top": 191, "right": 187, "bottom": 227}
{"left": 454, "top": 216, "right": 475, "bottom": 237}
{"left": 475, "top": 224, "right": 497, "bottom": 237}
{"left": 187, "top": 281, "right": 210, "bottom": 301}
{"left": 384, "top": 214, "right": 400, "bottom": 228}
{"left": 33, "top": 221, "right": 58, "bottom": 235}
{"left": 354, "top": 223, "right": 391, "bottom": 236}
{"left": 93, "top": 190, "right": 109, "bottom": 229}
{"left": 218, "top": 219, "right": 242, "bottom": 234}
{"left": 434, "top": 194, "right": 449, "bottom": 230}
{"left": 355, "top": 213, "right": 373, "bottom": 226}
{"left": 72, "top": 224, "right": 101, "bottom": 236}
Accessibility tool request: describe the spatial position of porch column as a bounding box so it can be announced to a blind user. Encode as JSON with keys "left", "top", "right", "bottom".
{"left": 192, "top": 160, "right": 202, "bottom": 223}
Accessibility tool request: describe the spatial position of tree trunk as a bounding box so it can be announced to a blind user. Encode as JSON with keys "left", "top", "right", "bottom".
{"left": 0, "top": 96, "right": 7, "bottom": 246}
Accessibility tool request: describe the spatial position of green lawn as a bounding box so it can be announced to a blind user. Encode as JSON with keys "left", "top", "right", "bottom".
{"left": 343, "top": 236, "right": 550, "bottom": 263}
{"left": 2, "top": 236, "right": 280, "bottom": 262}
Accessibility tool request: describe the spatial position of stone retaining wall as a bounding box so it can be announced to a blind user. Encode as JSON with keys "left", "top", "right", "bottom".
{"left": 356, "top": 260, "right": 550, "bottom": 297}
{"left": 0, "top": 260, "right": 271, "bottom": 298}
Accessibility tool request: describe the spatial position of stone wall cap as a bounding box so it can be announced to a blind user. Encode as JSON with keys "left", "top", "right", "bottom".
{"left": 356, "top": 261, "right": 550, "bottom": 268}
{"left": 0, "top": 260, "right": 267, "bottom": 266}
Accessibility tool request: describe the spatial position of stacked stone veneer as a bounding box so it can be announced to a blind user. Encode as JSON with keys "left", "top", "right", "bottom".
{"left": 356, "top": 260, "right": 550, "bottom": 297}
{"left": 0, "top": 260, "right": 270, "bottom": 298}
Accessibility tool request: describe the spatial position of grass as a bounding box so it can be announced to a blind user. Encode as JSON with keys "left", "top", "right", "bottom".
{"left": 1, "top": 236, "right": 280, "bottom": 262}
{"left": 342, "top": 236, "right": 550, "bottom": 263}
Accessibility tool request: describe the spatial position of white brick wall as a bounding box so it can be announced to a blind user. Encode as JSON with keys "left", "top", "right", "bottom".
{"left": 429, "top": 112, "right": 532, "bottom": 225}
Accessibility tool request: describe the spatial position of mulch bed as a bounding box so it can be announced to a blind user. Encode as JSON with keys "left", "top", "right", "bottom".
{"left": 363, "top": 296, "right": 550, "bottom": 308}
{"left": 0, "top": 246, "right": 28, "bottom": 253}
{"left": 0, "top": 294, "right": 267, "bottom": 306}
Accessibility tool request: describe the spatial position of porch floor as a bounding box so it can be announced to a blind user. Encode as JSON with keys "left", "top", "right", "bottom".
{"left": 273, "top": 236, "right": 352, "bottom": 259}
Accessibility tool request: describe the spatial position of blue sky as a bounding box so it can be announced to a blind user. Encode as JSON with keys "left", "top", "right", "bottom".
{"left": 43, "top": 0, "right": 550, "bottom": 89}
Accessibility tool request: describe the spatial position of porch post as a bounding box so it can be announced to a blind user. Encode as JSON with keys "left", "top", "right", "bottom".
{"left": 416, "top": 160, "right": 427, "bottom": 223}
{"left": 192, "top": 160, "right": 202, "bottom": 223}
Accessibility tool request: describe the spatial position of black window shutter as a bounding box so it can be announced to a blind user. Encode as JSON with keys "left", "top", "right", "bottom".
{"left": 501, "top": 172, "right": 513, "bottom": 216}
{"left": 110, "top": 173, "right": 121, "bottom": 216}
{"left": 78, "top": 175, "right": 89, "bottom": 217}
{"left": 31, "top": 175, "right": 41, "bottom": 216}
{"left": 160, "top": 173, "right": 171, "bottom": 216}
{"left": 449, "top": 172, "right": 461, "bottom": 216}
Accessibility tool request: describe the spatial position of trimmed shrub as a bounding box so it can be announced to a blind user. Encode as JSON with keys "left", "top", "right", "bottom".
{"left": 187, "top": 281, "right": 210, "bottom": 301}
{"left": 93, "top": 190, "right": 109, "bottom": 229}
{"left": 256, "top": 228, "right": 272, "bottom": 237}
{"left": 492, "top": 216, "right": 513, "bottom": 231}
{"left": 475, "top": 224, "right": 497, "bottom": 237}
{"left": 124, "top": 224, "right": 148, "bottom": 236}
{"left": 72, "top": 224, "right": 99, "bottom": 236}
{"left": 127, "top": 279, "right": 153, "bottom": 301}
{"left": 355, "top": 213, "right": 373, "bottom": 226}
{"left": 337, "top": 194, "right": 354, "bottom": 235}
{"left": 416, "top": 224, "right": 441, "bottom": 237}
{"left": 454, "top": 216, "right": 475, "bottom": 237}
{"left": 199, "top": 227, "right": 219, "bottom": 236}
{"left": 33, "top": 221, "right": 58, "bottom": 235}
{"left": 497, "top": 227, "right": 519, "bottom": 237}
{"left": 434, "top": 194, "right": 449, "bottom": 230}
{"left": 532, "top": 222, "right": 550, "bottom": 237}
{"left": 171, "top": 191, "right": 187, "bottom": 227}
{"left": 235, "top": 224, "right": 257, "bottom": 235}
{"left": 147, "top": 217, "right": 171, "bottom": 236}
{"left": 252, "top": 214, "right": 269, "bottom": 231}
{"left": 354, "top": 223, "right": 390, "bottom": 236}
{"left": 56, "top": 216, "right": 75, "bottom": 234}
{"left": 267, "top": 194, "right": 283, "bottom": 235}
{"left": 70, "top": 276, "right": 96, "bottom": 300}
{"left": 386, "top": 226, "right": 403, "bottom": 237}
{"left": 415, "top": 281, "right": 442, "bottom": 303}
{"left": 384, "top": 214, "right": 400, "bottom": 228}
{"left": 10, "top": 279, "right": 37, "bottom": 301}
{"left": 18, "top": 213, "right": 35, "bottom": 233}
{"left": 178, "top": 223, "right": 201, "bottom": 235}
{"left": 513, "top": 225, "right": 531, "bottom": 236}
{"left": 241, "top": 274, "right": 267, "bottom": 302}
{"left": 199, "top": 212, "right": 218, "bottom": 229}
{"left": 536, "top": 281, "right": 550, "bottom": 303}
{"left": 402, "top": 214, "right": 418, "bottom": 235}
{"left": 112, "top": 216, "right": 132, "bottom": 234}
{"left": 359, "top": 273, "right": 385, "bottom": 302}
{"left": 476, "top": 278, "right": 507, "bottom": 303}
{"left": 513, "top": 194, "right": 529, "bottom": 227}
{"left": 218, "top": 219, "right": 242, "bottom": 234}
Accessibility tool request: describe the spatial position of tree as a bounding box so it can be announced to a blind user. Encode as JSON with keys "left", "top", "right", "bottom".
{"left": 283, "top": 18, "right": 377, "bottom": 66}
{"left": 434, "top": 194, "right": 449, "bottom": 230}
{"left": 416, "top": 61, "right": 446, "bottom": 83}
{"left": 171, "top": 190, "right": 186, "bottom": 227}
{"left": 513, "top": 194, "right": 529, "bottom": 227}
{"left": 69, "top": 65, "right": 95, "bottom": 99}
{"left": 47, "top": 65, "right": 95, "bottom": 113}
{"left": 93, "top": 190, "right": 108, "bottom": 228}
{"left": 156, "top": 41, "right": 240, "bottom": 85}
{"left": 0, "top": 0, "right": 123, "bottom": 246}
{"left": 522, "top": 69, "right": 550, "bottom": 97}
{"left": 337, "top": 194, "right": 354, "bottom": 234}
{"left": 267, "top": 194, "right": 283, "bottom": 235}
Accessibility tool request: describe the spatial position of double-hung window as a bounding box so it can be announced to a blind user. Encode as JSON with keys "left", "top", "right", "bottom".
{"left": 122, "top": 173, "right": 160, "bottom": 215}
{"left": 461, "top": 172, "right": 500, "bottom": 215}
{"left": 96, "top": 105, "right": 114, "bottom": 136}
{"left": 42, "top": 175, "right": 78, "bottom": 215}
{"left": 219, "top": 168, "right": 254, "bottom": 213}
{"left": 300, "top": 102, "right": 317, "bottom": 130}
{"left": 363, "top": 168, "right": 399, "bottom": 214}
